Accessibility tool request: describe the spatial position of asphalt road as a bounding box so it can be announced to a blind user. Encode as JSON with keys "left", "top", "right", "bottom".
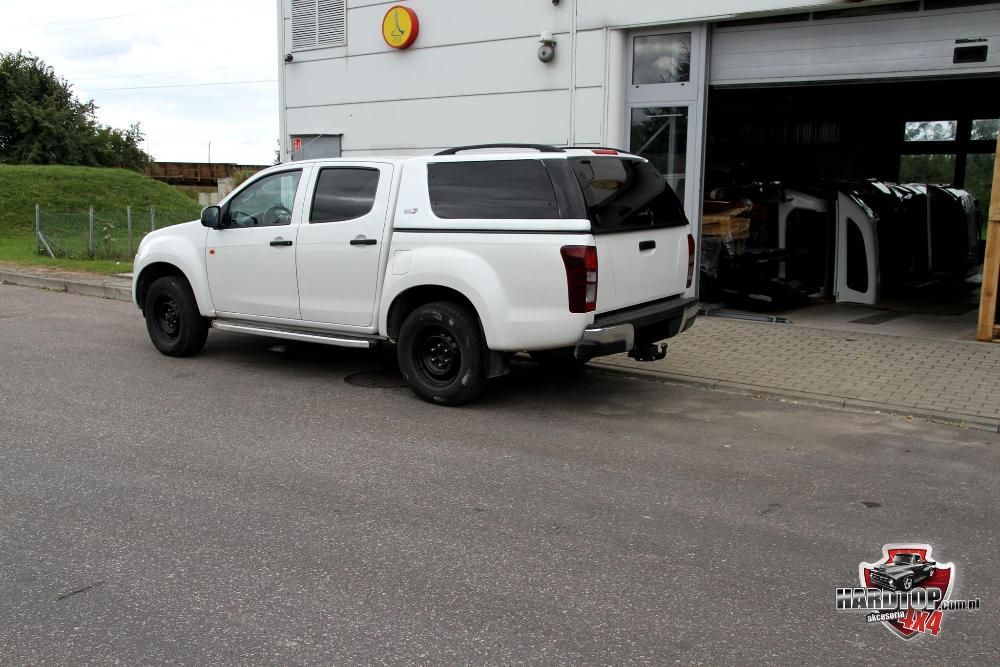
{"left": 1, "top": 283, "right": 997, "bottom": 664}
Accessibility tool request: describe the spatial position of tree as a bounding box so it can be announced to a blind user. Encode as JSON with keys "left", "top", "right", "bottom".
{"left": 0, "top": 51, "right": 150, "bottom": 169}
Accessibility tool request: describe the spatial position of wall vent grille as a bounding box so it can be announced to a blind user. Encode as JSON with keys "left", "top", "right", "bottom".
{"left": 291, "top": 0, "right": 346, "bottom": 50}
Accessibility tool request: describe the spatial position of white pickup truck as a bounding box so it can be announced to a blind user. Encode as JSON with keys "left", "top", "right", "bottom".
{"left": 133, "top": 144, "right": 698, "bottom": 404}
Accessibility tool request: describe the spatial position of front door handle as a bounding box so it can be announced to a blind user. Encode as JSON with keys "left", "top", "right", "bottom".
{"left": 270, "top": 239, "right": 293, "bottom": 247}
{"left": 639, "top": 240, "right": 656, "bottom": 251}
{"left": 350, "top": 237, "right": 378, "bottom": 246}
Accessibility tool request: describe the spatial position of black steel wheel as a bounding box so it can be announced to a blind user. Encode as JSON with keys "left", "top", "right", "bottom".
{"left": 397, "top": 301, "right": 486, "bottom": 405}
{"left": 144, "top": 276, "right": 208, "bottom": 357}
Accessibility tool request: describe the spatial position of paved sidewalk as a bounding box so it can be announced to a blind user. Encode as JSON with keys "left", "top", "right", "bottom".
{"left": 2, "top": 261, "right": 998, "bottom": 431}
{"left": 592, "top": 316, "right": 1000, "bottom": 432}
{"left": 0, "top": 261, "right": 131, "bottom": 302}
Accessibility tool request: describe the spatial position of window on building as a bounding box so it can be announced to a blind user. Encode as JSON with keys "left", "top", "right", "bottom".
{"left": 632, "top": 33, "right": 691, "bottom": 85}
{"left": 428, "top": 160, "right": 559, "bottom": 220}
{"left": 291, "top": 0, "right": 347, "bottom": 51}
{"left": 899, "top": 154, "right": 957, "bottom": 184}
{"left": 310, "top": 168, "right": 379, "bottom": 223}
{"left": 965, "top": 154, "right": 995, "bottom": 234}
{"left": 904, "top": 121, "right": 957, "bottom": 142}
{"left": 971, "top": 118, "right": 1000, "bottom": 140}
{"left": 899, "top": 118, "right": 996, "bottom": 237}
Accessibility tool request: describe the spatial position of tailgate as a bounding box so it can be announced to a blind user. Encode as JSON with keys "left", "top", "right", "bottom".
{"left": 568, "top": 156, "right": 690, "bottom": 312}
{"left": 595, "top": 226, "right": 689, "bottom": 312}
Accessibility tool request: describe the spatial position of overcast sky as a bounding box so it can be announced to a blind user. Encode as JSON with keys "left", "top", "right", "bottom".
{"left": 0, "top": 0, "right": 278, "bottom": 165}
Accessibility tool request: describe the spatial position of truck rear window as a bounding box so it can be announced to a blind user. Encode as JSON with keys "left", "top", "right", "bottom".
{"left": 569, "top": 157, "right": 687, "bottom": 232}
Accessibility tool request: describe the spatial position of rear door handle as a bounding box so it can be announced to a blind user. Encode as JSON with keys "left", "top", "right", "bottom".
{"left": 350, "top": 237, "right": 378, "bottom": 246}
{"left": 270, "top": 239, "right": 293, "bottom": 247}
{"left": 639, "top": 240, "right": 656, "bottom": 251}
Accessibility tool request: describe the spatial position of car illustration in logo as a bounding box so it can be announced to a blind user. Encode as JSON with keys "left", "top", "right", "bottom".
{"left": 868, "top": 552, "right": 936, "bottom": 591}
{"left": 858, "top": 545, "right": 955, "bottom": 640}
{"left": 839, "top": 544, "right": 978, "bottom": 640}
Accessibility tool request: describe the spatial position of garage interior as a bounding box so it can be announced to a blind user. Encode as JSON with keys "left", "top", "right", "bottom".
{"left": 700, "top": 46, "right": 998, "bottom": 341}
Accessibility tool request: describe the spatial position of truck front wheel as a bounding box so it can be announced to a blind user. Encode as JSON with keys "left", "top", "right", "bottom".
{"left": 397, "top": 301, "right": 486, "bottom": 405}
{"left": 144, "top": 276, "right": 208, "bottom": 357}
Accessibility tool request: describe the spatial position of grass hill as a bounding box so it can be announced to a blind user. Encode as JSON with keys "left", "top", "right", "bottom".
{"left": 0, "top": 164, "right": 201, "bottom": 234}
{"left": 0, "top": 165, "right": 203, "bottom": 272}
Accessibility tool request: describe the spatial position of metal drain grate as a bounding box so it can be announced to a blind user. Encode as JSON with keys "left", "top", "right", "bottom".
{"left": 344, "top": 371, "right": 409, "bottom": 389}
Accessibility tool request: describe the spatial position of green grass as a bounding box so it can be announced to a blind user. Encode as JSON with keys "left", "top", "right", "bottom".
{"left": 0, "top": 235, "right": 132, "bottom": 273}
{"left": 0, "top": 165, "right": 201, "bottom": 271}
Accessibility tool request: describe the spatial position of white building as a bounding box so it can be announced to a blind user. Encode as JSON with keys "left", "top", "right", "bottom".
{"left": 277, "top": 1, "right": 999, "bottom": 315}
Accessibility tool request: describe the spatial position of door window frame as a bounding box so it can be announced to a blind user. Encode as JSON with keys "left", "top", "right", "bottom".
{"left": 220, "top": 168, "right": 307, "bottom": 229}
{"left": 309, "top": 166, "right": 382, "bottom": 224}
{"left": 625, "top": 24, "right": 709, "bottom": 247}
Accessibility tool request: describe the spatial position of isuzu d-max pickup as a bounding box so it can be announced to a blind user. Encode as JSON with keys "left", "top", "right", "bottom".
{"left": 133, "top": 144, "right": 698, "bottom": 404}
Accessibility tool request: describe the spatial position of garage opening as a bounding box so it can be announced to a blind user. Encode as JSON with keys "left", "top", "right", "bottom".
{"left": 699, "top": 4, "right": 999, "bottom": 340}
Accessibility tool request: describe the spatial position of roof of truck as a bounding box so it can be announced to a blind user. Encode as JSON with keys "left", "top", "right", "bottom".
{"left": 280, "top": 146, "right": 643, "bottom": 168}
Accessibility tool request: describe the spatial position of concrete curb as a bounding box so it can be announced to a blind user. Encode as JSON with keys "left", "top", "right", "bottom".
{"left": 589, "top": 362, "right": 1000, "bottom": 434}
{"left": 0, "top": 270, "right": 131, "bottom": 303}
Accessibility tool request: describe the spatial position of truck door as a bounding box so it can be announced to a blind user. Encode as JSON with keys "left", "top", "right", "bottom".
{"left": 834, "top": 192, "right": 880, "bottom": 305}
{"left": 295, "top": 163, "right": 394, "bottom": 327}
{"left": 206, "top": 168, "right": 306, "bottom": 319}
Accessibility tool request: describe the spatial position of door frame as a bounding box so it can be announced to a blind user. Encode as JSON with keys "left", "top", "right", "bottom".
{"left": 624, "top": 24, "right": 710, "bottom": 293}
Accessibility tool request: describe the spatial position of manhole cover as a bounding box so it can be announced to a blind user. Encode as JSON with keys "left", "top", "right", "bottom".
{"left": 345, "top": 371, "right": 409, "bottom": 389}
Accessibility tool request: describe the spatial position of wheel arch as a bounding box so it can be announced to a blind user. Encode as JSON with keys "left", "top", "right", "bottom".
{"left": 135, "top": 262, "right": 196, "bottom": 312}
{"left": 385, "top": 285, "right": 483, "bottom": 343}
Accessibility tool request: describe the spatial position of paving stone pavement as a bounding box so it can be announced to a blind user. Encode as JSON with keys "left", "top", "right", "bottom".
{"left": 2, "top": 261, "right": 997, "bottom": 430}
{"left": 592, "top": 315, "right": 1000, "bottom": 431}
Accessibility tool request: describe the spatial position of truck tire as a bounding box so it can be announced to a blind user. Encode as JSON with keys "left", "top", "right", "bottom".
{"left": 144, "top": 276, "right": 208, "bottom": 357}
{"left": 397, "top": 301, "right": 486, "bottom": 405}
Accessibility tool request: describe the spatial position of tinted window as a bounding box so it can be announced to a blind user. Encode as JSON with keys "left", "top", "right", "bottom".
{"left": 569, "top": 157, "right": 686, "bottom": 232}
{"left": 310, "top": 168, "right": 379, "bottom": 223}
{"left": 227, "top": 170, "right": 302, "bottom": 227}
{"left": 428, "top": 160, "right": 559, "bottom": 219}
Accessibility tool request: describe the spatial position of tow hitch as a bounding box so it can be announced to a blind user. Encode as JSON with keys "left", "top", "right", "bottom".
{"left": 629, "top": 342, "right": 667, "bottom": 362}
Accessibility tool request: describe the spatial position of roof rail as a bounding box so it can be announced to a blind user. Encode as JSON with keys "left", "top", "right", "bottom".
{"left": 564, "top": 146, "right": 631, "bottom": 153}
{"left": 434, "top": 143, "right": 565, "bottom": 156}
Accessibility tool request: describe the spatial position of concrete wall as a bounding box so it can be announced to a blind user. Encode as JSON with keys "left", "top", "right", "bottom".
{"left": 277, "top": 0, "right": 895, "bottom": 158}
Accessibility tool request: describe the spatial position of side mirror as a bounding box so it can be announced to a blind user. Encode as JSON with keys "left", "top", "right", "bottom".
{"left": 201, "top": 205, "right": 222, "bottom": 229}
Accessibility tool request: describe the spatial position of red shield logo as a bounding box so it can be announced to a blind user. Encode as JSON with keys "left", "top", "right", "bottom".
{"left": 859, "top": 544, "right": 954, "bottom": 639}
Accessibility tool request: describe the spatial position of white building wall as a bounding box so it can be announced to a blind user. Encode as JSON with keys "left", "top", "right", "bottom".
{"left": 278, "top": 0, "right": 893, "bottom": 159}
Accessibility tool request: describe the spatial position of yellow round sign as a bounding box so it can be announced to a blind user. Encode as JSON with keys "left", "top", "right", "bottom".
{"left": 382, "top": 5, "right": 419, "bottom": 50}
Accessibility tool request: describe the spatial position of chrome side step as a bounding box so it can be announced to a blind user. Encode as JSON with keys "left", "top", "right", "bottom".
{"left": 211, "top": 321, "right": 375, "bottom": 349}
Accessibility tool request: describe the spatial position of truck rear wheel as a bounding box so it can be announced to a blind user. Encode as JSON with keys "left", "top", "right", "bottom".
{"left": 397, "top": 301, "right": 486, "bottom": 405}
{"left": 144, "top": 276, "right": 208, "bottom": 357}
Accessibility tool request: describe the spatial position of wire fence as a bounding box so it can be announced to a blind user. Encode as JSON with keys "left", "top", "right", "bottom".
{"left": 34, "top": 205, "right": 200, "bottom": 261}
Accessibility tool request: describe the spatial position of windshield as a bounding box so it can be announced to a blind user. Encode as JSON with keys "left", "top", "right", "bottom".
{"left": 892, "top": 554, "right": 918, "bottom": 564}
{"left": 569, "top": 157, "right": 687, "bottom": 232}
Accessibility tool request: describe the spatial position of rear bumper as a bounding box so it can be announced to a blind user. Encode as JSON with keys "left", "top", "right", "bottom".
{"left": 575, "top": 297, "right": 699, "bottom": 362}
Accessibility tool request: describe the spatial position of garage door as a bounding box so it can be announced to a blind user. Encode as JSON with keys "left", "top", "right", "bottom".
{"left": 711, "top": 2, "right": 1000, "bottom": 86}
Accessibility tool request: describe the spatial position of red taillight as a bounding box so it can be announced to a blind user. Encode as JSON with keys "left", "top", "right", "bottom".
{"left": 561, "top": 245, "right": 598, "bottom": 313}
{"left": 687, "top": 233, "right": 696, "bottom": 288}
{"left": 591, "top": 148, "right": 619, "bottom": 155}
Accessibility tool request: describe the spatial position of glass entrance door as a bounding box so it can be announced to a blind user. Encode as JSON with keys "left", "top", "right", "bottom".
{"left": 629, "top": 106, "right": 689, "bottom": 203}
{"left": 626, "top": 27, "right": 707, "bottom": 234}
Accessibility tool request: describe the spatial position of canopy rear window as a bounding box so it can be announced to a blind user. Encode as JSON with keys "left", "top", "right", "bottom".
{"left": 569, "top": 157, "right": 687, "bottom": 232}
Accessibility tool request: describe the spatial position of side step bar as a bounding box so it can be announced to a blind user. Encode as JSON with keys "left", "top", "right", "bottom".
{"left": 212, "top": 321, "right": 376, "bottom": 349}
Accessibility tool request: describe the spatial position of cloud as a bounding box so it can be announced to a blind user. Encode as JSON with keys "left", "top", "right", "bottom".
{"left": 0, "top": 0, "right": 278, "bottom": 164}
